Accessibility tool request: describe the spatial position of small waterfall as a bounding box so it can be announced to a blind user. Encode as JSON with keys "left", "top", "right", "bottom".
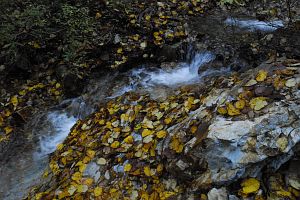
{"left": 35, "top": 112, "right": 78, "bottom": 158}
{"left": 109, "top": 51, "right": 215, "bottom": 98}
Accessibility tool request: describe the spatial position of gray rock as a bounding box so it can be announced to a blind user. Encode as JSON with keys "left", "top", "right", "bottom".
{"left": 208, "top": 187, "right": 228, "bottom": 200}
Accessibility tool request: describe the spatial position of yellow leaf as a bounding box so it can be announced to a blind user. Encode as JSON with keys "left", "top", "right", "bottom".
{"left": 226, "top": 103, "right": 240, "bottom": 116}
{"left": 77, "top": 184, "right": 88, "bottom": 193}
{"left": 144, "top": 166, "right": 151, "bottom": 176}
{"left": 276, "top": 190, "right": 293, "bottom": 198}
{"left": 95, "top": 12, "right": 102, "bottom": 19}
{"left": 72, "top": 172, "right": 82, "bottom": 182}
{"left": 145, "top": 15, "right": 151, "bottom": 21}
{"left": 256, "top": 70, "right": 268, "bottom": 82}
{"left": 124, "top": 163, "right": 132, "bottom": 172}
{"left": 164, "top": 117, "right": 172, "bottom": 125}
{"left": 56, "top": 143, "right": 64, "bottom": 151}
{"left": 132, "top": 34, "right": 139, "bottom": 41}
{"left": 235, "top": 100, "right": 246, "bottom": 110}
{"left": 217, "top": 107, "right": 227, "bottom": 115}
{"left": 240, "top": 178, "right": 260, "bottom": 195}
{"left": 142, "top": 129, "right": 153, "bottom": 137}
{"left": 249, "top": 97, "right": 268, "bottom": 111}
{"left": 0, "top": 116, "right": 3, "bottom": 127}
{"left": 18, "top": 90, "right": 26, "bottom": 96}
{"left": 83, "top": 178, "right": 94, "bottom": 186}
{"left": 170, "top": 136, "right": 184, "bottom": 153}
{"left": 94, "top": 187, "right": 103, "bottom": 197}
{"left": 124, "top": 135, "right": 134, "bottom": 144}
{"left": 190, "top": 126, "right": 198, "bottom": 134}
{"left": 157, "top": 164, "right": 163, "bottom": 173}
{"left": 10, "top": 95, "right": 18, "bottom": 108}
{"left": 156, "top": 130, "right": 167, "bottom": 138}
{"left": 87, "top": 150, "right": 96, "bottom": 158}
{"left": 111, "top": 141, "right": 120, "bottom": 148}
{"left": 117, "top": 48, "right": 123, "bottom": 54}
{"left": 33, "top": 41, "right": 41, "bottom": 49}
{"left": 4, "top": 126, "right": 13, "bottom": 134}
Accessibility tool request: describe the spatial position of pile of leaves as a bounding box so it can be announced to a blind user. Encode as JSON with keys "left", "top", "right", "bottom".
{"left": 0, "top": 79, "right": 63, "bottom": 142}
{"left": 26, "top": 59, "right": 300, "bottom": 199}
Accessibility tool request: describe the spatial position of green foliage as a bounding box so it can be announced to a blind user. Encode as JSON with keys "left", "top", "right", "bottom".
{"left": 56, "top": 4, "right": 94, "bottom": 61}
{"left": 0, "top": 0, "right": 96, "bottom": 65}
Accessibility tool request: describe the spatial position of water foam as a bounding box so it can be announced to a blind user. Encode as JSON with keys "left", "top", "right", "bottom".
{"left": 225, "top": 18, "right": 284, "bottom": 32}
{"left": 36, "top": 112, "right": 77, "bottom": 158}
{"left": 109, "top": 52, "right": 215, "bottom": 98}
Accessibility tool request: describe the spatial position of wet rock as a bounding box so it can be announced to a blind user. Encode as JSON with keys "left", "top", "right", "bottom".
{"left": 157, "top": 43, "right": 181, "bottom": 62}
{"left": 207, "top": 187, "right": 228, "bottom": 200}
{"left": 63, "top": 73, "right": 85, "bottom": 98}
{"left": 198, "top": 54, "right": 224, "bottom": 74}
{"left": 254, "top": 86, "right": 274, "bottom": 96}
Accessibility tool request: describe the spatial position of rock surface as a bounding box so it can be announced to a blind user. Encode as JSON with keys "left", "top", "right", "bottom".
{"left": 25, "top": 58, "right": 300, "bottom": 199}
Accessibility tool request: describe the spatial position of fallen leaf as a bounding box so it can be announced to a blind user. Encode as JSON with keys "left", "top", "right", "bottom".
{"left": 97, "top": 158, "right": 107, "bottom": 165}
{"left": 249, "top": 97, "right": 268, "bottom": 111}
{"left": 94, "top": 187, "right": 103, "bottom": 197}
{"left": 226, "top": 103, "right": 240, "bottom": 116}
{"left": 124, "top": 163, "right": 132, "bottom": 172}
{"left": 156, "top": 130, "right": 167, "bottom": 138}
{"left": 235, "top": 100, "right": 246, "bottom": 110}
{"left": 256, "top": 70, "right": 268, "bottom": 82}
{"left": 240, "top": 178, "right": 260, "bottom": 195}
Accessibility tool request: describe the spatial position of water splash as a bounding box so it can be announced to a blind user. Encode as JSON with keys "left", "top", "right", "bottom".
{"left": 109, "top": 52, "right": 215, "bottom": 98}
{"left": 35, "top": 112, "right": 77, "bottom": 158}
{"left": 225, "top": 18, "right": 284, "bottom": 32}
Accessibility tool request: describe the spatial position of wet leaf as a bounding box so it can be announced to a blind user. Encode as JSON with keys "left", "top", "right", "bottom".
{"left": 226, "top": 103, "right": 240, "bottom": 116}
{"left": 245, "top": 79, "right": 257, "bottom": 87}
{"left": 10, "top": 95, "right": 18, "bottom": 109}
{"left": 249, "top": 97, "right": 268, "bottom": 111}
{"left": 68, "top": 185, "right": 77, "bottom": 195}
{"left": 256, "top": 70, "right": 268, "bottom": 82}
{"left": 124, "top": 135, "right": 134, "bottom": 144}
{"left": 144, "top": 166, "right": 151, "bottom": 176}
{"left": 170, "top": 136, "right": 184, "bottom": 153}
{"left": 156, "top": 130, "right": 167, "bottom": 138}
{"left": 4, "top": 126, "right": 13, "bottom": 134}
{"left": 97, "top": 158, "right": 107, "bottom": 165}
{"left": 142, "top": 129, "right": 153, "bottom": 137}
{"left": 94, "top": 187, "right": 103, "bottom": 197}
{"left": 235, "top": 100, "right": 246, "bottom": 110}
{"left": 240, "top": 178, "right": 260, "bottom": 195}
{"left": 72, "top": 172, "right": 82, "bottom": 182}
{"left": 285, "top": 78, "right": 297, "bottom": 88}
{"left": 217, "top": 107, "right": 227, "bottom": 115}
{"left": 111, "top": 141, "right": 120, "bottom": 148}
{"left": 124, "top": 163, "right": 132, "bottom": 172}
{"left": 87, "top": 149, "right": 95, "bottom": 158}
{"left": 77, "top": 184, "right": 88, "bottom": 193}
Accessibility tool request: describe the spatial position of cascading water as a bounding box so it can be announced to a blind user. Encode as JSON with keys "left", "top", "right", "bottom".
{"left": 1, "top": 49, "right": 228, "bottom": 200}
{"left": 0, "top": 98, "right": 90, "bottom": 200}
{"left": 35, "top": 112, "right": 78, "bottom": 158}
{"left": 109, "top": 52, "right": 225, "bottom": 98}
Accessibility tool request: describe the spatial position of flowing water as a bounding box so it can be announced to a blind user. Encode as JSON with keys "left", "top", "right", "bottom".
{"left": 225, "top": 17, "right": 284, "bottom": 32}
{"left": 0, "top": 16, "right": 285, "bottom": 199}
